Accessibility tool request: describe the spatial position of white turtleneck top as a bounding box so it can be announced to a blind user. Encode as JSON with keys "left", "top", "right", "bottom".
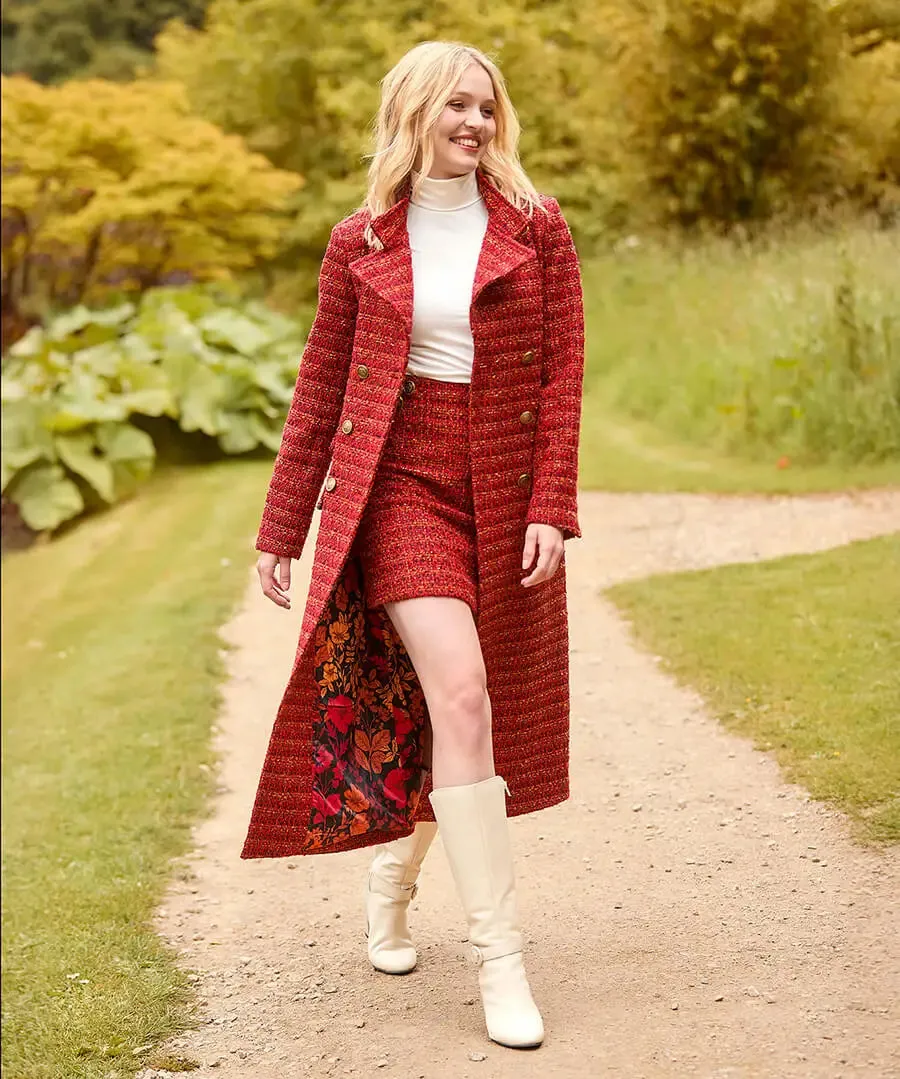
{"left": 405, "top": 170, "right": 489, "bottom": 384}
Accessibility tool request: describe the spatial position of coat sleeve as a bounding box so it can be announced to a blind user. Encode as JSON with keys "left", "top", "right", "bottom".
{"left": 255, "top": 226, "right": 358, "bottom": 559}
{"left": 526, "top": 197, "right": 585, "bottom": 541}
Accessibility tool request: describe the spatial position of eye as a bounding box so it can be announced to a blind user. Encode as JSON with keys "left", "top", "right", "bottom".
{"left": 448, "top": 100, "right": 465, "bottom": 110}
{"left": 482, "top": 107, "right": 495, "bottom": 118}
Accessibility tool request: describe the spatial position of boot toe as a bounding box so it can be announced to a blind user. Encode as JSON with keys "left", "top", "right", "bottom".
{"left": 478, "top": 953, "right": 544, "bottom": 1048}
{"left": 486, "top": 1008, "right": 544, "bottom": 1049}
{"left": 368, "top": 943, "right": 417, "bottom": 975}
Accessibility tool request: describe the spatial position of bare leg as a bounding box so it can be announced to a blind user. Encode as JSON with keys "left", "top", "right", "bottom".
{"left": 383, "top": 596, "right": 493, "bottom": 789}
{"left": 384, "top": 596, "right": 543, "bottom": 1047}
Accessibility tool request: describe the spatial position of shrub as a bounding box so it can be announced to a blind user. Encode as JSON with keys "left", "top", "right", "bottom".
{"left": 610, "top": 0, "right": 840, "bottom": 227}
{"left": 830, "top": 40, "right": 900, "bottom": 220}
{"left": 1, "top": 75, "right": 303, "bottom": 338}
{"left": 1, "top": 289, "right": 304, "bottom": 531}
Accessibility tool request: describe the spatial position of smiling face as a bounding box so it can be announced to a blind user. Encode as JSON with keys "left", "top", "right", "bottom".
{"left": 426, "top": 62, "right": 497, "bottom": 179}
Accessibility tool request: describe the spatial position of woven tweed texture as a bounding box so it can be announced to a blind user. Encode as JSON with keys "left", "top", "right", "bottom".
{"left": 353, "top": 376, "right": 477, "bottom": 613}
{"left": 242, "top": 171, "right": 585, "bottom": 858}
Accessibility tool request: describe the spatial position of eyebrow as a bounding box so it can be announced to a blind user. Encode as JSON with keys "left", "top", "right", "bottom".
{"left": 450, "top": 91, "right": 497, "bottom": 104}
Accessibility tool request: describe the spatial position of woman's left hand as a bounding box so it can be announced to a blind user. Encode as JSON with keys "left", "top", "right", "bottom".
{"left": 521, "top": 523, "right": 564, "bottom": 587}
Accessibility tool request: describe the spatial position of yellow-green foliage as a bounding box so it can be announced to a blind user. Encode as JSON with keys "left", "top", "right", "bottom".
{"left": 611, "top": 0, "right": 839, "bottom": 224}
{"left": 1, "top": 76, "right": 303, "bottom": 323}
{"left": 155, "top": 0, "right": 623, "bottom": 282}
{"left": 831, "top": 40, "right": 900, "bottom": 213}
{"left": 157, "top": 0, "right": 900, "bottom": 265}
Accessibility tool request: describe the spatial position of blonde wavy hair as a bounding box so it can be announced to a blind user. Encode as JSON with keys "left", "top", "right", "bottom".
{"left": 363, "top": 41, "right": 543, "bottom": 248}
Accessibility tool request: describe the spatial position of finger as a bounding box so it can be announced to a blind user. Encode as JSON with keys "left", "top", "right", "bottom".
{"left": 262, "top": 585, "right": 291, "bottom": 609}
{"left": 522, "top": 528, "right": 537, "bottom": 571}
{"left": 545, "top": 544, "right": 564, "bottom": 579}
{"left": 257, "top": 561, "right": 275, "bottom": 590}
{"left": 522, "top": 538, "right": 553, "bottom": 586}
{"left": 278, "top": 557, "right": 292, "bottom": 591}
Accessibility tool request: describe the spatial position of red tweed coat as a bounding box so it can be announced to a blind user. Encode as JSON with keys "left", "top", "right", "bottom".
{"left": 242, "top": 171, "right": 584, "bottom": 859}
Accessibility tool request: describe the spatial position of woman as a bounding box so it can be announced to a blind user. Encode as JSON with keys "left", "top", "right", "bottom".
{"left": 243, "top": 40, "right": 584, "bottom": 1050}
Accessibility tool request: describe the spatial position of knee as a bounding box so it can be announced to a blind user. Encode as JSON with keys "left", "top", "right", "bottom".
{"left": 439, "top": 671, "right": 491, "bottom": 746}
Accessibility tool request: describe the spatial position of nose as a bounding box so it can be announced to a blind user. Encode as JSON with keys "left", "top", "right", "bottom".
{"left": 463, "top": 105, "right": 484, "bottom": 130}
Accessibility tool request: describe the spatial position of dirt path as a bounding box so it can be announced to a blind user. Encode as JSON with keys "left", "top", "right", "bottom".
{"left": 152, "top": 490, "right": 900, "bottom": 1079}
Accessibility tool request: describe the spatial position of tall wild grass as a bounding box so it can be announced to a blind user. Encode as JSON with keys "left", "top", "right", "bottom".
{"left": 583, "top": 227, "right": 899, "bottom": 464}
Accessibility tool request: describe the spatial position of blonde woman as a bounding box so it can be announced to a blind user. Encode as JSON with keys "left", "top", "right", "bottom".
{"left": 244, "top": 40, "right": 584, "bottom": 1050}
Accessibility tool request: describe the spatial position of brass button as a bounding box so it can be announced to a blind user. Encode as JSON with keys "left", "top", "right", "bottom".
{"left": 517, "top": 472, "right": 531, "bottom": 488}
{"left": 522, "top": 350, "right": 535, "bottom": 365}
{"left": 324, "top": 476, "right": 337, "bottom": 492}
{"left": 341, "top": 419, "right": 354, "bottom": 434}
{"left": 519, "top": 410, "right": 535, "bottom": 425}
{"left": 403, "top": 378, "right": 416, "bottom": 395}
{"left": 357, "top": 364, "right": 370, "bottom": 380}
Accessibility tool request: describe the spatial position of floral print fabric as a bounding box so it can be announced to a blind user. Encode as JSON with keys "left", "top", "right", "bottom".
{"left": 303, "top": 555, "right": 430, "bottom": 852}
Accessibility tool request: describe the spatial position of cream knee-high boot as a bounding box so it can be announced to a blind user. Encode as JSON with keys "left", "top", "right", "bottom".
{"left": 366, "top": 821, "right": 438, "bottom": 974}
{"left": 429, "top": 776, "right": 544, "bottom": 1049}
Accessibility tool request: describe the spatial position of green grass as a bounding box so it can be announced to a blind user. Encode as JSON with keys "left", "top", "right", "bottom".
{"left": 582, "top": 225, "right": 900, "bottom": 467}
{"left": 608, "top": 534, "right": 900, "bottom": 844}
{"left": 578, "top": 398, "right": 900, "bottom": 492}
{"left": 1, "top": 458, "right": 272, "bottom": 1079}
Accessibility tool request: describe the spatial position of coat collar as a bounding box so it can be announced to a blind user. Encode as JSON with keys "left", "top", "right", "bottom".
{"left": 350, "top": 170, "right": 535, "bottom": 331}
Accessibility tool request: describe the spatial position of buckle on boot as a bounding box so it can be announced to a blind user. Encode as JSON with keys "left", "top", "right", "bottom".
{"left": 470, "top": 937, "right": 523, "bottom": 966}
{"left": 368, "top": 875, "right": 419, "bottom": 903}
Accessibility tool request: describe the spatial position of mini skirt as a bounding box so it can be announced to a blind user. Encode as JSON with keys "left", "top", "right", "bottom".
{"left": 351, "top": 373, "right": 478, "bottom": 614}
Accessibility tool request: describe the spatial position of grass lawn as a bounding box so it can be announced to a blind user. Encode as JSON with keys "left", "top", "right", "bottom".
{"left": 1, "top": 458, "right": 272, "bottom": 1079}
{"left": 578, "top": 398, "right": 900, "bottom": 493}
{"left": 607, "top": 534, "right": 900, "bottom": 844}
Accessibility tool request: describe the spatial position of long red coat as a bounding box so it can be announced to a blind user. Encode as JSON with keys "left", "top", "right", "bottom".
{"left": 242, "top": 171, "right": 584, "bottom": 859}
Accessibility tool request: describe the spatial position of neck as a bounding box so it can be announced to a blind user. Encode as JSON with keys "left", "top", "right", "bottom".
{"left": 411, "top": 169, "right": 481, "bottom": 212}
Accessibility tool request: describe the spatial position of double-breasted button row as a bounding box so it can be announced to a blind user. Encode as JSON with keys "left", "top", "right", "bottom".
{"left": 522, "top": 350, "right": 535, "bottom": 365}
{"left": 357, "top": 364, "right": 370, "bottom": 380}
{"left": 341, "top": 418, "right": 354, "bottom": 434}
{"left": 517, "top": 472, "right": 531, "bottom": 489}
{"left": 519, "top": 410, "right": 535, "bottom": 426}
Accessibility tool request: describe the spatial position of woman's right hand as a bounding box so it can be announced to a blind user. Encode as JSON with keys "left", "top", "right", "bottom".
{"left": 257, "top": 552, "right": 292, "bottom": 609}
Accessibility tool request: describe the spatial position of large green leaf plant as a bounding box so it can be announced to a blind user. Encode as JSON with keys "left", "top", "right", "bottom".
{"left": 2, "top": 288, "right": 303, "bottom": 532}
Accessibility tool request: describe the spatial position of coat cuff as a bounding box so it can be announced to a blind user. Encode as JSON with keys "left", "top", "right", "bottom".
{"left": 525, "top": 497, "right": 581, "bottom": 541}
{"left": 255, "top": 521, "right": 306, "bottom": 561}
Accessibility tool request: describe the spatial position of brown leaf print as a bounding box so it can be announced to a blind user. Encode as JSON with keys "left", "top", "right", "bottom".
{"left": 354, "top": 728, "right": 392, "bottom": 774}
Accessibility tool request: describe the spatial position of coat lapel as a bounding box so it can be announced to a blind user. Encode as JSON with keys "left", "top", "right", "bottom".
{"left": 472, "top": 173, "right": 536, "bottom": 304}
{"left": 348, "top": 171, "right": 536, "bottom": 328}
{"left": 348, "top": 198, "right": 414, "bottom": 333}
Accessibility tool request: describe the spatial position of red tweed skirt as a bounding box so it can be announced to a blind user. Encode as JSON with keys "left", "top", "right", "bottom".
{"left": 351, "top": 374, "right": 478, "bottom": 614}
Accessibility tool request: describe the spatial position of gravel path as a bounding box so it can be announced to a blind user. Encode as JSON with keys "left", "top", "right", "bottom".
{"left": 152, "top": 490, "right": 900, "bottom": 1079}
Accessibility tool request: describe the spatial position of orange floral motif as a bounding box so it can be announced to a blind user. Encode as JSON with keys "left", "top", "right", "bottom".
{"left": 345, "top": 786, "right": 370, "bottom": 813}
{"left": 305, "top": 557, "right": 429, "bottom": 851}
{"left": 320, "top": 661, "right": 338, "bottom": 690}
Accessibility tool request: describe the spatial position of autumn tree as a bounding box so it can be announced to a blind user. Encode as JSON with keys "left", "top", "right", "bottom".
{"left": 1, "top": 75, "right": 302, "bottom": 338}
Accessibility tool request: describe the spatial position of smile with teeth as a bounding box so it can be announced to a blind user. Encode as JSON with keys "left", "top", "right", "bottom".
{"left": 451, "top": 136, "right": 481, "bottom": 151}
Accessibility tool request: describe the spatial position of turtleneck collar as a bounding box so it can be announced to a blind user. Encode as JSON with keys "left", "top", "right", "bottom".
{"left": 410, "top": 169, "right": 482, "bottom": 212}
